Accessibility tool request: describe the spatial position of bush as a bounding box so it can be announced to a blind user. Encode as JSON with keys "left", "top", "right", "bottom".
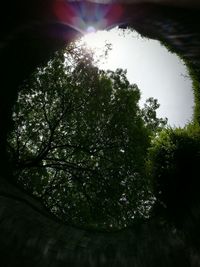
{"left": 147, "top": 125, "right": 200, "bottom": 227}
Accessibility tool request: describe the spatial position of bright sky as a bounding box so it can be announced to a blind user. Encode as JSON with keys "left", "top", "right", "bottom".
{"left": 82, "top": 28, "right": 194, "bottom": 127}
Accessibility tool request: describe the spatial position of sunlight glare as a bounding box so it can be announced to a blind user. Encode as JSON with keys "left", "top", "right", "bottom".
{"left": 83, "top": 30, "right": 112, "bottom": 50}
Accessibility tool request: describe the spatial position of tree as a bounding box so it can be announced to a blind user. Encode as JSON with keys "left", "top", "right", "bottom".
{"left": 7, "top": 43, "right": 166, "bottom": 230}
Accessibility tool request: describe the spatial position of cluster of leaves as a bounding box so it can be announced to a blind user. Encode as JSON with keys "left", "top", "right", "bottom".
{"left": 141, "top": 97, "right": 168, "bottom": 133}
{"left": 7, "top": 43, "right": 167, "bottom": 230}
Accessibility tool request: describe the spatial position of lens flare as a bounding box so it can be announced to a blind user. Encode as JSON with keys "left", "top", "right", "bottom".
{"left": 52, "top": 1, "right": 124, "bottom": 34}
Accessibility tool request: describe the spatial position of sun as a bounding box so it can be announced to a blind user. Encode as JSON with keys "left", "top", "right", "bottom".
{"left": 86, "top": 26, "right": 96, "bottom": 34}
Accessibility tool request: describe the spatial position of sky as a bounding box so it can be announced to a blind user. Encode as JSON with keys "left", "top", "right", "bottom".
{"left": 82, "top": 28, "right": 194, "bottom": 127}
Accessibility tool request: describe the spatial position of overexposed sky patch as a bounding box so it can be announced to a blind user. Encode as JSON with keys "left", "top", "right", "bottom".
{"left": 82, "top": 28, "right": 194, "bottom": 127}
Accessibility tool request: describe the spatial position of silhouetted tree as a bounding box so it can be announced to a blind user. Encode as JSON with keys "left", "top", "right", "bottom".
{"left": 7, "top": 43, "right": 166, "bottom": 229}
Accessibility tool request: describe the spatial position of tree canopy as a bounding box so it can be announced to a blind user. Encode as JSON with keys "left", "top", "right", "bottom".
{"left": 7, "top": 43, "right": 167, "bottom": 230}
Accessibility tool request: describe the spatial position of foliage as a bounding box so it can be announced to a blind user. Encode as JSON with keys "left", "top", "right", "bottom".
{"left": 186, "top": 64, "right": 200, "bottom": 125}
{"left": 147, "top": 124, "right": 200, "bottom": 226}
{"left": 141, "top": 97, "right": 168, "bottom": 133}
{"left": 7, "top": 43, "right": 165, "bottom": 230}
